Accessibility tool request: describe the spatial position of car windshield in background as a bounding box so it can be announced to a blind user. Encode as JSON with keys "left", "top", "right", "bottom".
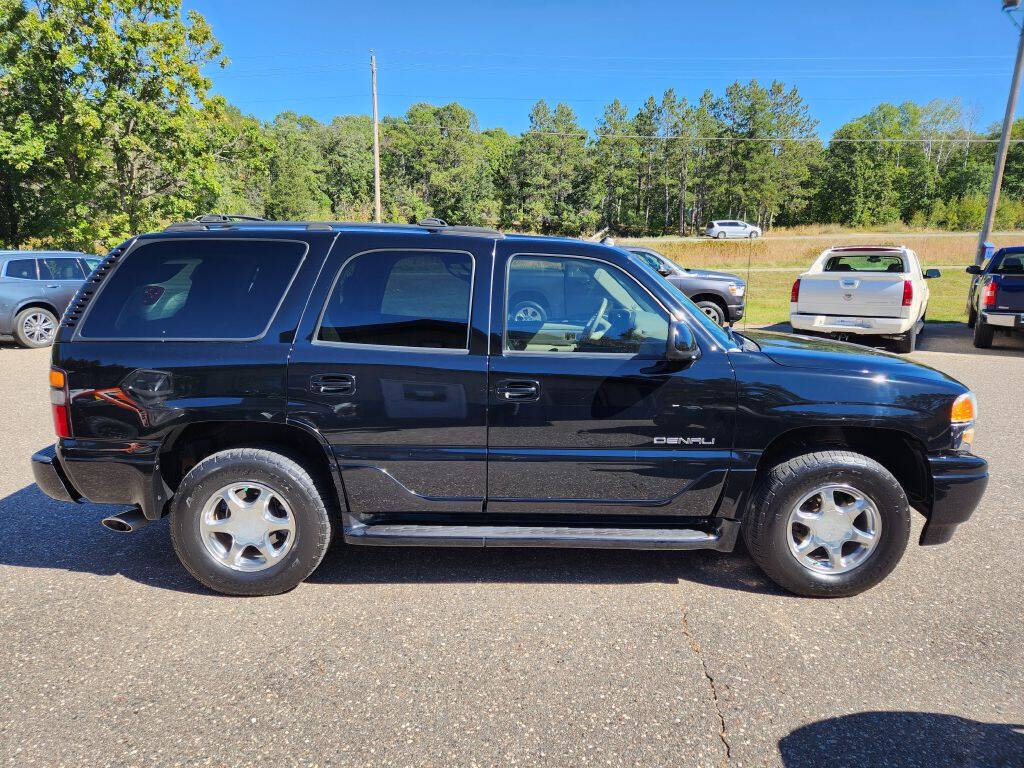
{"left": 823, "top": 254, "right": 905, "bottom": 273}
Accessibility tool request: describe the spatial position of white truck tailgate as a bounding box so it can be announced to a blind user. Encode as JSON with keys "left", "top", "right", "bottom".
{"left": 797, "top": 273, "right": 906, "bottom": 318}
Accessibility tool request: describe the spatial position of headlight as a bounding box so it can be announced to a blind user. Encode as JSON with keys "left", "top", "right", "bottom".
{"left": 951, "top": 392, "right": 977, "bottom": 451}
{"left": 728, "top": 283, "right": 745, "bottom": 297}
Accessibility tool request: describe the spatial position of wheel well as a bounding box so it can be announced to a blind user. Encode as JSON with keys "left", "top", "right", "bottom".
{"left": 690, "top": 293, "right": 728, "bottom": 314}
{"left": 15, "top": 301, "right": 60, "bottom": 319}
{"left": 509, "top": 291, "right": 550, "bottom": 310}
{"left": 756, "top": 426, "right": 931, "bottom": 510}
{"left": 160, "top": 421, "right": 343, "bottom": 511}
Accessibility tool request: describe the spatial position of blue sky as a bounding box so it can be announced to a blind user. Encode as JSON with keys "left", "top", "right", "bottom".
{"left": 184, "top": 0, "right": 1024, "bottom": 139}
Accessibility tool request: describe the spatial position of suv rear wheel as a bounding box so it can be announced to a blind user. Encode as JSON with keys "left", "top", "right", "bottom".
{"left": 170, "top": 448, "right": 332, "bottom": 596}
{"left": 743, "top": 450, "right": 910, "bottom": 597}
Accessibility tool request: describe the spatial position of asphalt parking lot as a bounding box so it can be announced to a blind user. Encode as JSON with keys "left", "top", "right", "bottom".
{"left": 1, "top": 324, "right": 1022, "bottom": 767}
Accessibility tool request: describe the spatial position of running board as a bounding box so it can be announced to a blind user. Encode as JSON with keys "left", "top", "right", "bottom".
{"left": 342, "top": 523, "right": 727, "bottom": 550}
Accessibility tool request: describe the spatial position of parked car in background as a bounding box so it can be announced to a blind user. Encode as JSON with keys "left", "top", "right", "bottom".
{"left": 0, "top": 251, "right": 99, "bottom": 347}
{"left": 625, "top": 246, "right": 745, "bottom": 325}
{"left": 31, "top": 218, "right": 987, "bottom": 599}
{"left": 790, "top": 246, "right": 938, "bottom": 354}
{"left": 966, "top": 246, "right": 1024, "bottom": 349}
{"left": 706, "top": 220, "right": 762, "bottom": 239}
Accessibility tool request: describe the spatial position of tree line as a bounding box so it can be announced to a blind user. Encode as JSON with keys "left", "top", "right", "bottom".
{"left": 4, "top": 0, "right": 1024, "bottom": 252}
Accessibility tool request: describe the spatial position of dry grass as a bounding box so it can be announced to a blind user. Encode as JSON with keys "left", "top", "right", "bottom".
{"left": 622, "top": 229, "right": 1024, "bottom": 270}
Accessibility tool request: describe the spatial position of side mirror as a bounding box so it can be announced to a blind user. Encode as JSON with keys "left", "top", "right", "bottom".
{"left": 657, "top": 266, "right": 672, "bottom": 277}
{"left": 667, "top": 321, "right": 700, "bottom": 362}
{"left": 965, "top": 265, "right": 982, "bottom": 275}
{"left": 924, "top": 268, "right": 941, "bottom": 279}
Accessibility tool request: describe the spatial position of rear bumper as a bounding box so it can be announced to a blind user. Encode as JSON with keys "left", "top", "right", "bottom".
{"left": 921, "top": 453, "right": 989, "bottom": 545}
{"left": 790, "top": 312, "right": 913, "bottom": 336}
{"left": 30, "top": 440, "right": 169, "bottom": 520}
{"left": 980, "top": 310, "right": 1024, "bottom": 329}
{"left": 31, "top": 445, "right": 81, "bottom": 503}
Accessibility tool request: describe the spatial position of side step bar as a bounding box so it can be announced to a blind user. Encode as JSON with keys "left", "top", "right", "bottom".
{"left": 343, "top": 523, "right": 731, "bottom": 551}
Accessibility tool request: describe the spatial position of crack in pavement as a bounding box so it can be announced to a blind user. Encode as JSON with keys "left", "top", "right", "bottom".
{"left": 681, "top": 607, "right": 732, "bottom": 765}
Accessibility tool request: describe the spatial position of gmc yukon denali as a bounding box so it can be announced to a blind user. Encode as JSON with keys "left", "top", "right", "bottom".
{"left": 31, "top": 218, "right": 988, "bottom": 597}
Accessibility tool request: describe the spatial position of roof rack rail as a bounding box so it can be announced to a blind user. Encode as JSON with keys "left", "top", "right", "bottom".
{"left": 416, "top": 218, "right": 503, "bottom": 238}
{"left": 164, "top": 214, "right": 269, "bottom": 231}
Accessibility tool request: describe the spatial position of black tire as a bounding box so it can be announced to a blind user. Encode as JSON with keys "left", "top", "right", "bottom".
{"left": 170, "top": 448, "right": 332, "bottom": 596}
{"left": 743, "top": 450, "right": 911, "bottom": 598}
{"left": 694, "top": 300, "right": 726, "bottom": 326}
{"left": 716, "top": 231, "right": 726, "bottom": 240}
{"left": 892, "top": 326, "right": 916, "bottom": 354}
{"left": 973, "top": 314, "right": 994, "bottom": 349}
{"left": 967, "top": 307, "right": 977, "bottom": 329}
{"left": 748, "top": 231, "right": 756, "bottom": 239}
{"left": 13, "top": 306, "right": 58, "bottom": 348}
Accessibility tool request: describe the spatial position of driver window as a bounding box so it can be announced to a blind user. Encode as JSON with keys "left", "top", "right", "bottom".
{"left": 505, "top": 255, "right": 668, "bottom": 355}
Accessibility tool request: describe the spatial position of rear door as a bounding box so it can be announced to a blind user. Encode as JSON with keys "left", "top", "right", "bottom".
{"left": 37, "top": 256, "right": 87, "bottom": 313}
{"left": 487, "top": 241, "right": 736, "bottom": 519}
{"left": 287, "top": 233, "right": 493, "bottom": 517}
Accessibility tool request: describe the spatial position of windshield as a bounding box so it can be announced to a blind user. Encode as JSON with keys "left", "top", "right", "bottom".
{"left": 627, "top": 252, "right": 735, "bottom": 348}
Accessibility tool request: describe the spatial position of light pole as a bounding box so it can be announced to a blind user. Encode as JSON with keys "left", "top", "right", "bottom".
{"left": 976, "top": 0, "right": 1024, "bottom": 264}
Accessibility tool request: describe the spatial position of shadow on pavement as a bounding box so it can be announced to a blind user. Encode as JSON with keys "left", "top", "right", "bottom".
{"left": 745, "top": 321, "right": 1024, "bottom": 357}
{"left": 1, "top": 483, "right": 783, "bottom": 596}
{"left": 779, "top": 711, "right": 1024, "bottom": 768}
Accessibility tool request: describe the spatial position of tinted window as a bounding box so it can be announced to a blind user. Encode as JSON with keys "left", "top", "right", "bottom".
{"left": 318, "top": 250, "right": 473, "bottom": 349}
{"left": 994, "top": 254, "right": 1024, "bottom": 275}
{"left": 80, "top": 258, "right": 101, "bottom": 275}
{"left": 39, "top": 257, "right": 86, "bottom": 280}
{"left": 506, "top": 255, "right": 667, "bottom": 355}
{"left": 5, "top": 259, "right": 36, "bottom": 279}
{"left": 80, "top": 240, "right": 305, "bottom": 339}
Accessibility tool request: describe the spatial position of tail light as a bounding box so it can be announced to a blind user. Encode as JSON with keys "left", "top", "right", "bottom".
{"left": 790, "top": 279, "right": 800, "bottom": 303}
{"left": 49, "top": 367, "right": 71, "bottom": 438}
{"left": 902, "top": 280, "right": 913, "bottom": 307}
{"left": 141, "top": 285, "right": 164, "bottom": 305}
{"left": 982, "top": 280, "right": 997, "bottom": 308}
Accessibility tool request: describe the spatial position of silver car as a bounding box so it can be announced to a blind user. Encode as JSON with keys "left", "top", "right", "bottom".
{"left": 706, "top": 220, "right": 762, "bottom": 239}
{"left": 0, "top": 251, "right": 99, "bottom": 347}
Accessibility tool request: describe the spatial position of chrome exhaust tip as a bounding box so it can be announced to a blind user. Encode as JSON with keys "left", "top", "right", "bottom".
{"left": 101, "top": 509, "right": 151, "bottom": 533}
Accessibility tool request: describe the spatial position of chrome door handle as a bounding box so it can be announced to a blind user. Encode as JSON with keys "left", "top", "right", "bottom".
{"left": 496, "top": 379, "right": 540, "bottom": 401}
{"left": 310, "top": 373, "right": 355, "bottom": 396}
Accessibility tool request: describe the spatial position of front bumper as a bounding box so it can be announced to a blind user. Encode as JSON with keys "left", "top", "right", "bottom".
{"left": 980, "top": 310, "right": 1024, "bottom": 329}
{"left": 921, "top": 453, "right": 989, "bottom": 545}
{"left": 790, "top": 312, "right": 914, "bottom": 337}
{"left": 727, "top": 302, "right": 745, "bottom": 323}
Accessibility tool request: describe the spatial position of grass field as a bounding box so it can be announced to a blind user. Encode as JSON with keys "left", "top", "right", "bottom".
{"left": 621, "top": 228, "right": 1019, "bottom": 326}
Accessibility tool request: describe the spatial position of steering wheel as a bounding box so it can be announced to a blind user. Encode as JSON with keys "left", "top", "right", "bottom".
{"left": 582, "top": 298, "right": 612, "bottom": 341}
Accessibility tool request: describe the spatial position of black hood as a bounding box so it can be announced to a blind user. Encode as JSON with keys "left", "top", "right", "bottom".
{"left": 743, "top": 330, "right": 965, "bottom": 389}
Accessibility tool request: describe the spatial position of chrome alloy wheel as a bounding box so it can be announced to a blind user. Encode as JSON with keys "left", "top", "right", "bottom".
{"left": 199, "top": 482, "right": 296, "bottom": 572}
{"left": 786, "top": 484, "right": 881, "bottom": 574}
{"left": 513, "top": 304, "right": 544, "bottom": 322}
{"left": 22, "top": 312, "right": 55, "bottom": 344}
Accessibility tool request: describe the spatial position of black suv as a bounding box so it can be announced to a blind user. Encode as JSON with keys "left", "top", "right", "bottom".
{"left": 31, "top": 218, "right": 988, "bottom": 597}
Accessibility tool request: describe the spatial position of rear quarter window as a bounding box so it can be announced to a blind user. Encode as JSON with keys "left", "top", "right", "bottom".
{"left": 79, "top": 239, "right": 306, "bottom": 339}
{"left": 5, "top": 259, "right": 37, "bottom": 279}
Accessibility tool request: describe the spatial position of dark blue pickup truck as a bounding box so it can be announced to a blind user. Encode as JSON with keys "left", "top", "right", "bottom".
{"left": 967, "top": 246, "right": 1024, "bottom": 348}
{"left": 30, "top": 217, "right": 987, "bottom": 598}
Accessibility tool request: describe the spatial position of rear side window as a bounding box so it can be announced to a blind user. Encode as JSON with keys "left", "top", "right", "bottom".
{"left": 79, "top": 239, "right": 305, "bottom": 339}
{"left": 5, "top": 259, "right": 37, "bottom": 279}
{"left": 994, "top": 254, "right": 1024, "bottom": 274}
{"left": 39, "top": 257, "right": 86, "bottom": 280}
{"left": 317, "top": 250, "right": 473, "bottom": 349}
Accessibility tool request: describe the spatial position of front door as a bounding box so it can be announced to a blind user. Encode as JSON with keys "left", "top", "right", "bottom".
{"left": 288, "top": 233, "right": 493, "bottom": 518}
{"left": 487, "top": 244, "right": 736, "bottom": 519}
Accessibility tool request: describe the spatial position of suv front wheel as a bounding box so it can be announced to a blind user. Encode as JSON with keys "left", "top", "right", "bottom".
{"left": 170, "top": 448, "right": 332, "bottom": 596}
{"left": 743, "top": 450, "right": 910, "bottom": 597}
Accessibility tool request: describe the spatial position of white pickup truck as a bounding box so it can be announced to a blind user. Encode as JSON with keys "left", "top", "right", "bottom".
{"left": 789, "top": 246, "right": 940, "bottom": 353}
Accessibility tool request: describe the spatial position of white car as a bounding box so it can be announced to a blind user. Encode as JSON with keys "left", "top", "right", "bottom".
{"left": 706, "top": 220, "right": 762, "bottom": 239}
{"left": 789, "top": 246, "right": 940, "bottom": 353}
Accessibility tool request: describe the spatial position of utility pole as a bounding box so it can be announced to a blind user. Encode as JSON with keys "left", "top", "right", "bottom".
{"left": 976, "top": 3, "right": 1024, "bottom": 264}
{"left": 371, "top": 50, "right": 382, "bottom": 223}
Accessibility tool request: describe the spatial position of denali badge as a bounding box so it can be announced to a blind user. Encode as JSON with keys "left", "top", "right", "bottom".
{"left": 654, "top": 436, "right": 716, "bottom": 446}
